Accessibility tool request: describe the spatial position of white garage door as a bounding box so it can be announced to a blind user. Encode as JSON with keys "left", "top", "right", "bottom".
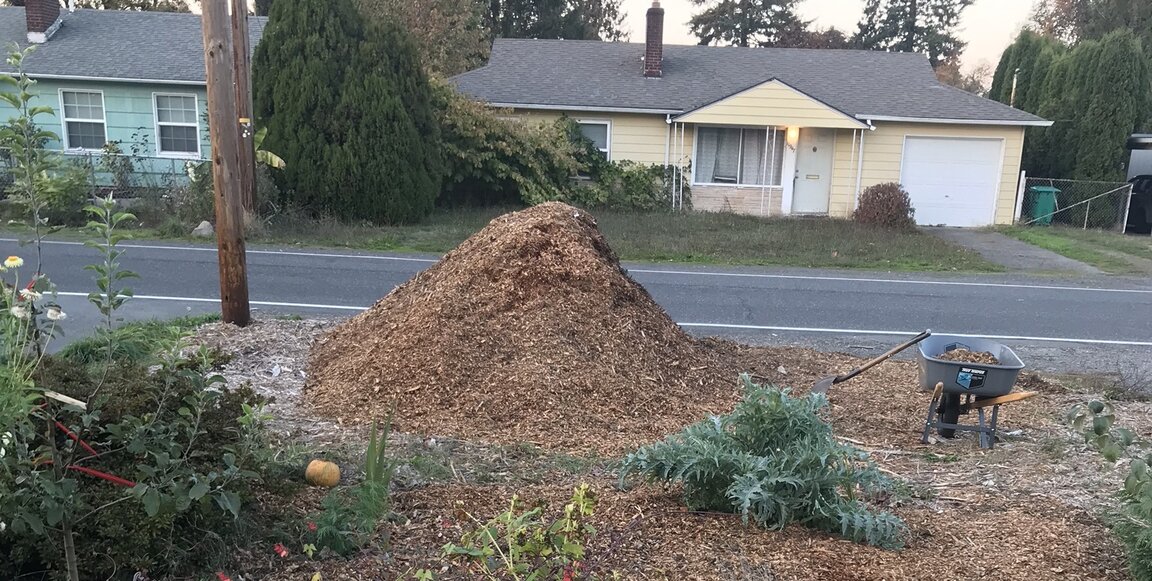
{"left": 900, "top": 137, "right": 1003, "bottom": 227}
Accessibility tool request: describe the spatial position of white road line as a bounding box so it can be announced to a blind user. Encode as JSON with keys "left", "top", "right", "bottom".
{"left": 627, "top": 269, "right": 1152, "bottom": 294}
{"left": 680, "top": 323, "right": 1152, "bottom": 347}
{"left": 6, "top": 237, "right": 1149, "bottom": 295}
{"left": 55, "top": 291, "right": 368, "bottom": 311}
{"left": 52, "top": 291, "right": 1150, "bottom": 347}
{"left": 0, "top": 238, "right": 441, "bottom": 264}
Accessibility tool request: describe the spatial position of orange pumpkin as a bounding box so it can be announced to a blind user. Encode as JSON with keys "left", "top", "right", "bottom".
{"left": 305, "top": 459, "right": 341, "bottom": 488}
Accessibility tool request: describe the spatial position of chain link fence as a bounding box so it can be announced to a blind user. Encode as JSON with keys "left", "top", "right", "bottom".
{"left": 1017, "top": 177, "right": 1134, "bottom": 232}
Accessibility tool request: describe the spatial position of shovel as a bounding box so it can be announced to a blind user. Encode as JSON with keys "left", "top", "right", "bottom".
{"left": 811, "top": 329, "right": 932, "bottom": 395}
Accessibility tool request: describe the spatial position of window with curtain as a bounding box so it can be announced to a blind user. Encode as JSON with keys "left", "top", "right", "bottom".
{"left": 695, "top": 127, "right": 784, "bottom": 186}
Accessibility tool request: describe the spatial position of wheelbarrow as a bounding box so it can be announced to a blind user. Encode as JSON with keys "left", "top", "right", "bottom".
{"left": 811, "top": 329, "right": 932, "bottom": 395}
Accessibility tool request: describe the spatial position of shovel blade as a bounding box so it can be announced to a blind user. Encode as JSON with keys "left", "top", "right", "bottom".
{"left": 811, "top": 376, "right": 836, "bottom": 395}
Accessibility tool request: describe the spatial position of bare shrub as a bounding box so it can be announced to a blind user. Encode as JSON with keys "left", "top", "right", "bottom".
{"left": 853, "top": 182, "right": 916, "bottom": 229}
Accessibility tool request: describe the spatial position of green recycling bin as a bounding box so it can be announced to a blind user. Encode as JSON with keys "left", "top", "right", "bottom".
{"left": 1025, "top": 186, "right": 1059, "bottom": 226}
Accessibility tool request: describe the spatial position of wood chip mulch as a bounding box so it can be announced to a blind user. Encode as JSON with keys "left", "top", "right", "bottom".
{"left": 934, "top": 348, "right": 1002, "bottom": 365}
{"left": 241, "top": 477, "right": 1128, "bottom": 581}
{"left": 304, "top": 202, "right": 772, "bottom": 455}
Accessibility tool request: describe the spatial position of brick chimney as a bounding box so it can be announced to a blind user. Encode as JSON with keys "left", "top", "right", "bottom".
{"left": 643, "top": 1, "right": 664, "bottom": 78}
{"left": 25, "top": 0, "right": 63, "bottom": 44}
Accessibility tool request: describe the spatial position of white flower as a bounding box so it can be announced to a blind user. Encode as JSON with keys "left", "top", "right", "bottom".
{"left": 9, "top": 306, "right": 29, "bottom": 319}
{"left": 0, "top": 520, "right": 6, "bottom": 532}
{"left": 18, "top": 288, "right": 42, "bottom": 301}
{"left": 3, "top": 256, "right": 23, "bottom": 269}
{"left": 46, "top": 307, "right": 66, "bottom": 321}
{"left": 0, "top": 431, "right": 10, "bottom": 459}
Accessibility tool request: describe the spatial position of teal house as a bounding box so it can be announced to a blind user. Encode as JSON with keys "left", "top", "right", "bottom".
{"left": 0, "top": 0, "right": 266, "bottom": 186}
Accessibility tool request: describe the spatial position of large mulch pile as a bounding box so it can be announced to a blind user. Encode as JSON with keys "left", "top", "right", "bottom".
{"left": 305, "top": 202, "right": 771, "bottom": 454}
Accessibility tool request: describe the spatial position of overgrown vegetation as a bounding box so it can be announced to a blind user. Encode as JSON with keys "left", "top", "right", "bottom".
{"left": 852, "top": 182, "right": 916, "bottom": 229}
{"left": 0, "top": 44, "right": 280, "bottom": 581}
{"left": 1068, "top": 400, "right": 1152, "bottom": 580}
{"left": 619, "top": 375, "right": 907, "bottom": 549}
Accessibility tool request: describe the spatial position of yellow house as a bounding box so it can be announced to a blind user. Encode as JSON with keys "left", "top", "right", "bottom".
{"left": 452, "top": 2, "right": 1052, "bottom": 228}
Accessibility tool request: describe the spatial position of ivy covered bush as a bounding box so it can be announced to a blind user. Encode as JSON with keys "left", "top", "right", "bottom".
{"left": 619, "top": 375, "right": 907, "bottom": 549}
{"left": 434, "top": 88, "right": 689, "bottom": 212}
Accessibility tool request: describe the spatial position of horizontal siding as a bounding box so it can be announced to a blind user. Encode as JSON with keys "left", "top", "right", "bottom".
{"left": 829, "top": 123, "right": 1026, "bottom": 224}
{"left": 677, "top": 81, "right": 863, "bottom": 129}
{"left": 693, "top": 185, "right": 782, "bottom": 216}
{"left": 0, "top": 79, "right": 209, "bottom": 158}
{"left": 507, "top": 109, "right": 684, "bottom": 167}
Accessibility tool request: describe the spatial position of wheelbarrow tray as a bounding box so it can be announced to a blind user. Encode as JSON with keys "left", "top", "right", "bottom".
{"left": 916, "top": 334, "right": 1024, "bottom": 397}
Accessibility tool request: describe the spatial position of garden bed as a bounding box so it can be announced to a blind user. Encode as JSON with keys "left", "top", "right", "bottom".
{"left": 192, "top": 318, "right": 1144, "bottom": 580}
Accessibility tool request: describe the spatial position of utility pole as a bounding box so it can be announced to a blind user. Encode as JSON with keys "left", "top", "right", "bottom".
{"left": 201, "top": 0, "right": 251, "bottom": 326}
{"left": 1010, "top": 67, "right": 1020, "bottom": 108}
{"left": 230, "top": 0, "right": 256, "bottom": 212}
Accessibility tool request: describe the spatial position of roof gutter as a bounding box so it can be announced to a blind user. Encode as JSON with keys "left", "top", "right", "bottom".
{"left": 488, "top": 102, "right": 682, "bottom": 115}
{"left": 0, "top": 71, "right": 206, "bottom": 86}
{"left": 855, "top": 114, "right": 1053, "bottom": 128}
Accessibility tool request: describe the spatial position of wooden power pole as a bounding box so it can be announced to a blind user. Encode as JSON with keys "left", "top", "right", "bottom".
{"left": 230, "top": 0, "right": 257, "bottom": 212}
{"left": 201, "top": 0, "right": 251, "bottom": 327}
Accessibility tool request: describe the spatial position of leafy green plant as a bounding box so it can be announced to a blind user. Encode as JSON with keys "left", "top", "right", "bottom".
{"left": 619, "top": 375, "right": 907, "bottom": 549}
{"left": 443, "top": 483, "right": 620, "bottom": 580}
{"left": 0, "top": 44, "right": 65, "bottom": 276}
{"left": 83, "top": 194, "right": 140, "bottom": 377}
{"left": 1068, "top": 400, "right": 1152, "bottom": 580}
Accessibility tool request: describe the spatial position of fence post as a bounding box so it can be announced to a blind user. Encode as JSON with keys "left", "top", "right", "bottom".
{"left": 1014, "top": 170, "right": 1027, "bottom": 222}
{"left": 1084, "top": 199, "right": 1090, "bottom": 230}
{"left": 1119, "top": 185, "right": 1133, "bottom": 234}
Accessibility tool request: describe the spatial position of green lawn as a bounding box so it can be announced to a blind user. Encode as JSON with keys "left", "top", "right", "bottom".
{"left": 998, "top": 225, "right": 1152, "bottom": 275}
{"left": 240, "top": 208, "right": 999, "bottom": 272}
{"left": 4, "top": 207, "right": 1002, "bottom": 272}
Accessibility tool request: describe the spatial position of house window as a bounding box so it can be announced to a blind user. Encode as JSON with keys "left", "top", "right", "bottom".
{"left": 695, "top": 126, "right": 785, "bottom": 186}
{"left": 154, "top": 94, "right": 201, "bottom": 157}
{"left": 577, "top": 121, "right": 610, "bottom": 159}
{"left": 60, "top": 90, "right": 107, "bottom": 151}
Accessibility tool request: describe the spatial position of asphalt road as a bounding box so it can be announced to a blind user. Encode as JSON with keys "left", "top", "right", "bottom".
{"left": 3, "top": 237, "right": 1150, "bottom": 376}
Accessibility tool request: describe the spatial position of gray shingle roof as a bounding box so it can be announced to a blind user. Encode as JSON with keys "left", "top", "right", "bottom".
{"left": 452, "top": 39, "right": 1048, "bottom": 125}
{"left": 0, "top": 7, "right": 266, "bottom": 84}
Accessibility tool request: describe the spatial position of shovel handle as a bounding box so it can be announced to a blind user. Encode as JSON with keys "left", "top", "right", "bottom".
{"left": 836, "top": 329, "right": 932, "bottom": 384}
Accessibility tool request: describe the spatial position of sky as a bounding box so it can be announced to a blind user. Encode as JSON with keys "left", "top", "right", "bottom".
{"left": 621, "top": 0, "right": 1035, "bottom": 72}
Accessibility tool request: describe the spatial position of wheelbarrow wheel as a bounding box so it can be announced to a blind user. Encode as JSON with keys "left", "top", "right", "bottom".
{"left": 938, "top": 393, "right": 961, "bottom": 438}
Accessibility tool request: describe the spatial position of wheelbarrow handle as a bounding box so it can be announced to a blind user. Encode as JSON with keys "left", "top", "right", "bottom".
{"left": 836, "top": 329, "right": 932, "bottom": 384}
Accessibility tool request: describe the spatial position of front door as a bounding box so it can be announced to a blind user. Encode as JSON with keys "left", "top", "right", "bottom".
{"left": 792, "top": 128, "right": 835, "bottom": 214}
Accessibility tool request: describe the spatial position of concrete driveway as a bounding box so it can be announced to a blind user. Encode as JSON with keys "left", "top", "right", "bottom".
{"left": 925, "top": 227, "right": 1102, "bottom": 275}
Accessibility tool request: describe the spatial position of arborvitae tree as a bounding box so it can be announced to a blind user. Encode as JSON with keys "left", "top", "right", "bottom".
{"left": 688, "top": 0, "right": 810, "bottom": 47}
{"left": 252, "top": 0, "right": 442, "bottom": 223}
{"left": 852, "top": 0, "right": 974, "bottom": 68}
{"left": 988, "top": 31, "right": 1064, "bottom": 110}
{"left": 987, "top": 43, "right": 1015, "bottom": 101}
{"left": 1073, "top": 29, "right": 1148, "bottom": 181}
